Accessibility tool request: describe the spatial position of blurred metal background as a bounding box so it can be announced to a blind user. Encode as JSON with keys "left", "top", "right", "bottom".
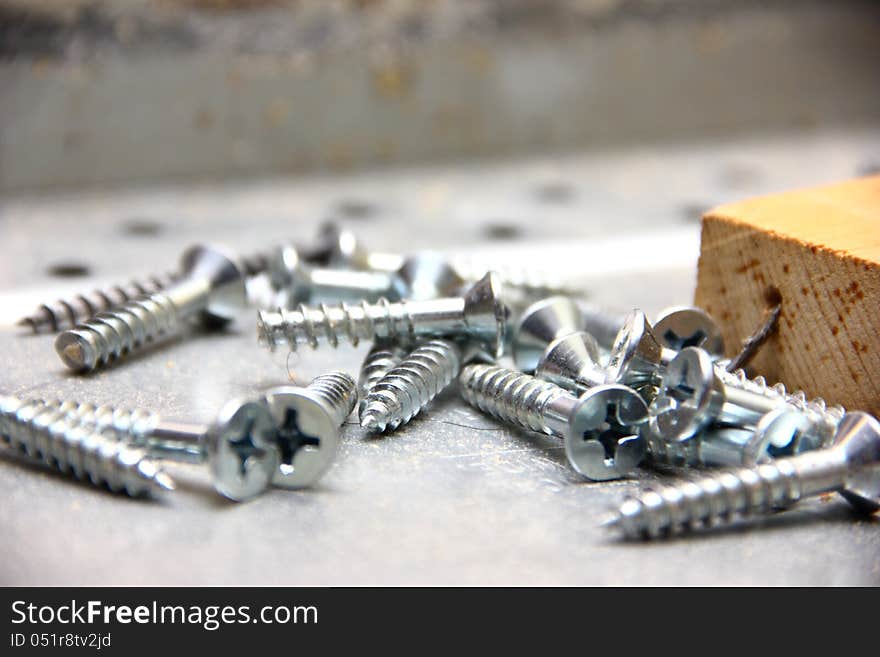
{"left": 2, "top": 0, "right": 880, "bottom": 192}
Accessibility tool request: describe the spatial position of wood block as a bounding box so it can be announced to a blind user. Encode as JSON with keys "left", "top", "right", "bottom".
{"left": 694, "top": 175, "right": 880, "bottom": 416}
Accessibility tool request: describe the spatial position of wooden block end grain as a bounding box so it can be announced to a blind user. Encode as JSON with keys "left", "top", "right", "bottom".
{"left": 694, "top": 175, "right": 880, "bottom": 416}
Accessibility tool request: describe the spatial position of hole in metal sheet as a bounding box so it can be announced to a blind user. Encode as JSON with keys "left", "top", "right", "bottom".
{"left": 47, "top": 262, "right": 91, "bottom": 278}
{"left": 533, "top": 181, "right": 576, "bottom": 204}
{"left": 482, "top": 222, "right": 523, "bottom": 240}
{"left": 122, "top": 219, "right": 164, "bottom": 236}
{"left": 335, "top": 199, "right": 378, "bottom": 220}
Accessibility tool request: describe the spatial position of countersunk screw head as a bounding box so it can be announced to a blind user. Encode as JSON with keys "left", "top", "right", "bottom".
{"left": 535, "top": 331, "right": 604, "bottom": 392}
{"left": 566, "top": 384, "right": 649, "bottom": 481}
{"left": 647, "top": 346, "right": 719, "bottom": 443}
{"left": 513, "top": 296, "right": 583, "bottom": 372}
{"left": 653, "top": 306, "right": 724, "bottom": 356}
{"left": 208, "top": 399, "right": 281, "bottom": 502}
{"left": 391, "top": 253, "right": 467, "bottom": 300}
{"left": 835, "top": 412, "right": 880, "bottom": 514}
{"left": 179, "top": 244, "right": 248, "bottom": 327}
{"left": 605, "top": 309, "right": 662, "bottom": 388}
{"left": 264, "top": 386, "right": 339, "bottom": 489}
{"left": 462, "top": 272, "right": 508, "bottom": 359}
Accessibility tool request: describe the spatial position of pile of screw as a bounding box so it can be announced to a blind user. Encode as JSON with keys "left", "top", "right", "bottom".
{"left": 6, "top": 223, "right": 879, "bottom": 540}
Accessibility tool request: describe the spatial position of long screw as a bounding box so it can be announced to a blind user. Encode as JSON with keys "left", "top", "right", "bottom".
{"left": 0, "top": 396, "right": 175, "bottom": 497}
{"left": 19, "top": 396, "right": 282, "bottom": 501}
{"left": 459, "top": 364, "right": 648, "bottom": 481}
{"left": 263, "top": 372, "right": 358, "bottom": 488}
{"left": 55, "top": 244, "right": 247, "bottom": 373}
{"left": 258, "top": 272, "right": 508, "bottom": 358}
{"left": 606, "top": 411, "right": 880, "bottom": 539}
{"left": 360, "top": 339, "right": 461, "bottom": 433}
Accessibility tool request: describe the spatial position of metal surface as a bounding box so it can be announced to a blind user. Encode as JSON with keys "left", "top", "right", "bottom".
{"left": 608, "top": 411, "right": 880, "bottom": 539}
{"left": 1, "top": 131, "right": 880, "bottom": 585}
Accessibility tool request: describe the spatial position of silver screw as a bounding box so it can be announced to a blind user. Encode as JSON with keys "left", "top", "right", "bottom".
{"left": 320, "top": 223, "right": 405, "bottom": 273}
{"left": 0, "top": 397, "right": 175, "bottom": 497}
{"left": 360, "top": 339, "right": 462, "bottom": 433}
{"left": 459, "top": 364, "right": 648, "bottom": 481}
{"left": 535, "top": 331, "right": 607, "bottom": 392}
{"left": 17, "top": 272, "right": 178, "bottom": 334}
{"left": 55, "top": 244, "right": 247, "bottom": 373}
{"left": 606, "top": 411, "right": 880, "bottom": 539}
{"left": 358, "top": 342, "right": 409, "bottom": 412}
{"left": 647, "top": 347, "right": 842, "bottom": 446}
{"left": 269, "top": 244, "right": 401, "bottom": 307}
{"left": 512, "top": 296, "right": 585, "bottom": 372}
{"left": 257, "top": 272, "right": 508, "bottom": 358}
{"left": 264, "top": 371, "right": 358, "bottom": 488}
{"left": 23, "top": 397, "right": 282, "bottom": 502}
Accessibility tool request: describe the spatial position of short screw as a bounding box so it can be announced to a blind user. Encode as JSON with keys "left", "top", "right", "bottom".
{"left": 17, "top": 272, "right": 178, "bottom": 334}
{"left": 22, "top": 397, "right": 283, "bottom": 502}
{"left": 55, "top": 244, "right": 247, "bottom": 373}
{"left": 360, "top": 339, "right": 462, "bottom": 433}
{"left": 459, "top": 364, "right": 648, "bottom": 481}
{"left": 606, "top": 411, "right": 880, "bottom": 539}
{"left": 264, "top": 371, "right": 358, "bottom": 488}
{"left": 257, "top": 272, "right": 508, "bottom": 358}
{"left": 0, "top": 397, "right": 175, "bottom": 497}
{"left": 358, "top": 342, "right": 409, "bottom": 412}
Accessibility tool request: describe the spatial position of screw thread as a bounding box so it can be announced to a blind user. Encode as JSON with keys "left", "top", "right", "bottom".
{"left": 0, "top": 397, "right": 174, "bottom": 496}
{"left": 358, "top": 343, "right": 408, "bottom": 405}
{"left": 717, "top": 367, "right": 844, "bottom": 445}
{"left": 257, "top": 299, "right": 417, "bottom": 351}
{"left": 18, "top": 273, "right": 177, "bottom": 334}
{"left": 459, "top": 364, "right": 571, "bottom": 436}
{"left": 360, "top": 339, "right": 462, "bottom": 432}
{"left": 606, "top": 455, "right": 835, "bottom": 538}
{"left": 54, "top": 292, "right": 181, "bottom": 372}
{"left": 306, "top": 371, "right": 358, "bottom": 426}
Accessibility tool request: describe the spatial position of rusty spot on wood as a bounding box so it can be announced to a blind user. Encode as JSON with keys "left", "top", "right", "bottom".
{"left": 832, "top": 326, "right": 839, "bottom": 336}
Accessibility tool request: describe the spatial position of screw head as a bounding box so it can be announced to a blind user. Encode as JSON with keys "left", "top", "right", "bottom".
{"left": 535, "top": 331, "right": 604, "bottom": 392}
{"left": 268, "top": 244, "right": 313, "bottom": 306}
{"left": 462, "top": 272, "right": 509, "bottom": 359}
{"left": 264, "top": 386, "right": 339, "bottom": 489}
{"left": 180, "top": 244, "right": 247, "bottom": 326}
{"left": 605, "top": 310, "right": 662, "bottom": 389}
{"left": 512, "top": 295, "right": 582, "bottom": 372}
{"left": 647, "top": 346, "right": 719, "bottom": 443}
{"left": 834, "top": 412, "right": 880, "bottom": 514}
{"left": 392, "top": 253, "right": 466, "bottom": 301}
{"left": 566, "top": 384, "right": 648, "bottom": 480}
{"left": 208, "top": 399, "right": 281, "bottom": 502}
{"left": 653, "top": 306, "right": 724, "bottom": 356}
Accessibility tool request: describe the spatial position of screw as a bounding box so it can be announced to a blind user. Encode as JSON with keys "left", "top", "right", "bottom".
{"left": 358, "top": 342, "right": 409, "bottom": 413}
{"left": 258, "top": 272, "right": 508, "bottom": 358}
{"left": 360, "top": 339, "right": 462, "bottom": 433}
{"left": 535, "top": 331, "right": 606, "bottom": 392}
{"left": 392, "top": 253, "right": 468, "bottom": 300}
{"left": 269, "top": 244, "right": 401, "bottom": 307}
{"left": 55, "top": 244, "right": 247, "bottom": 373}
{"left": 263, "top": 371, "right": 358, "bottom": 488}
{"left": 606, "top": 411, "right": 880, "bottom": 539}
{"left": 20, "top": 396, "right": 282, "bottom": 501}
{"left": 17, "top": 272, "right": 178, "bottom": 334}
{"left": 459, "top": 364, "right": 648, "bottom": 480}
{"left": 647, "top": 347, "right": 842, "bottom": 445}
{"left": 0, "top": 397, "right": 175, "bottom": 497}
{"left": 512, "top": 296, "right": 585, "bottom": 372}
{"left": 319, "top": 223, "right": 405, "bottom": 273}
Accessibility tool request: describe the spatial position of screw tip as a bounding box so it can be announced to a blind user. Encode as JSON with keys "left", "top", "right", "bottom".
{"left": 154, "top": 471, "right": 177, "bottom": 493}
{"left": 359, "top": 405, "right": 388, "bottom": 432}
{"left": 55, "top": 330, "right": 98, "bottom": 372}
